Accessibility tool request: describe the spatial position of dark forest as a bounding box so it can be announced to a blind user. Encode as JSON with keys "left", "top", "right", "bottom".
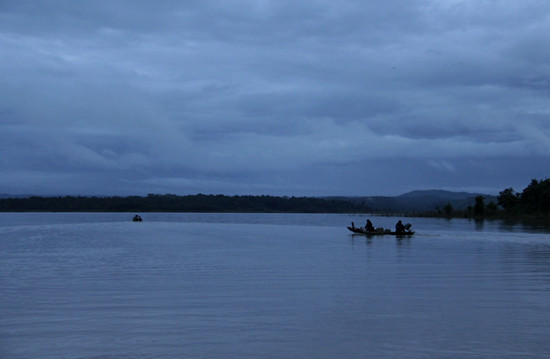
{"left": 0, "top": 193, "right": 367, "bottom": 213}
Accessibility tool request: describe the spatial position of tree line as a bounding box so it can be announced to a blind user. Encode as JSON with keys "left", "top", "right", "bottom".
{"left": 497, "top": 178, "right": 550, "bottom": 216}
{"left": 1, "top": 178, "right": 548, "bottom": 216}
{"left": 0, "top": 193, "right": 369, "bottom": 213}
{"left": 439, "top": 178, "right": 550, "bottom": 219}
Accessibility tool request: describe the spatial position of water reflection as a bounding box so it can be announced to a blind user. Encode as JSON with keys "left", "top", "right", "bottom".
{"left": 395, "top": 237, "right": 411, "bottom": 247}
{"left": 349, "top": 234, "right": 413, "bottom": 251}
{"left": 395, "top": 238, "right": 411, "bottom": 262}
{"left": 474, "top": 218, "right": 485, "bottom": 231}
{"left": 440, "top": 216, "right": 550, "bottom": 234}
{"left": 350, "top": 234, "right": 373, "bottom": 246}
{"left": 499, "top": 218, "right": 550, "bottom": 233}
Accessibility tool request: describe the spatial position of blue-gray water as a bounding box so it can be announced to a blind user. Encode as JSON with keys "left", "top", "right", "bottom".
{"left": 1, "top": 213, "right": 550, "bottom": 358}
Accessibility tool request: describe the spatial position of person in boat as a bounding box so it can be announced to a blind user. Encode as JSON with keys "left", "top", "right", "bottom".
{"left": 395, "top": 220, "right": 405, "bottom": 234}
{"left": 132, "top": 215, "right": 142, "bottom": 222}
{"left": 365, "top": 219, "right": 375, "bottom": 232}
{"left": 351, "top": 221, "right": 355, "bottom": 229}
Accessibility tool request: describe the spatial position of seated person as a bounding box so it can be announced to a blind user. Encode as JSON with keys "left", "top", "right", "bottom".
{"left": 395, "top": 220, "right": 405, "bottom": 234}
{"left": 365, "top": 219, "right": 375, "bottom": 232}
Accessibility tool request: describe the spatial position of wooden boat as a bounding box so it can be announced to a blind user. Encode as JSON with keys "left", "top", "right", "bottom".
{"left": 347, "top": 226, "right": 414, "bottom": 236}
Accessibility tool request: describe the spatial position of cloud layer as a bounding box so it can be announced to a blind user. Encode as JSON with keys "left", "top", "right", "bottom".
{"left": 1, "top": 0, "right": 549, "bottom": 196}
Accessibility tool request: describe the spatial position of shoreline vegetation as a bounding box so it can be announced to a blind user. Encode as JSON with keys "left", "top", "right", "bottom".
{"left": 0, "top": 179, "right": 548, "bottom": 221}
{"left": 0, "top": 194, "right": 366, "bottom": 214}
{"left": 429, "top": 178, "right": 550, "bottom": 222}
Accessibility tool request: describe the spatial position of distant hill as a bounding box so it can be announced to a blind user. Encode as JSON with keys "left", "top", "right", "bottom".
{"left": 397, "top": 190, "right": 484, "bottom": 200}
{"left": 329, "top": 190, "right": 498, "bottom": 213}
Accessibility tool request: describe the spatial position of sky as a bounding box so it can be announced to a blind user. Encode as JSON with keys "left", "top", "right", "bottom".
{"left": 1, "top": 0, "right": 549, "bottom": 197}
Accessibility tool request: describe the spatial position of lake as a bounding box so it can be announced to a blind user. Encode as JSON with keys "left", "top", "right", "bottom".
{"left": 1, "top": 213, "right": 550, "bottom": 358}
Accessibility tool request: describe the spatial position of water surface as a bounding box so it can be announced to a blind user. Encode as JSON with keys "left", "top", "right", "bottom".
{"left": 1, "top": 213, "right": 550, "bottom": 358}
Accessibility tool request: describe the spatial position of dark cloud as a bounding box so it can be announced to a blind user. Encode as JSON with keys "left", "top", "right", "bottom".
{"left": 1, "top": 0, "right": 549, "bottom": 196}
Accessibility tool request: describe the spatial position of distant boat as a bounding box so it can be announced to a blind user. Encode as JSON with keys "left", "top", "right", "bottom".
{"left": 347, "top": 226, "right": 414, "bottom": 236}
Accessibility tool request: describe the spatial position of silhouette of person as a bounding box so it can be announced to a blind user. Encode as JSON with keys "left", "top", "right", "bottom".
{"left": 365, "top": 219, "right": 375, "bottom": 232}
{"left": 395, "top": 220, "right": 405, "bottom": 234}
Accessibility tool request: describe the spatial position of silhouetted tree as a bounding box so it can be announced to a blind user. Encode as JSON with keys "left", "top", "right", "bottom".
{"left": 497, "top": 188, "right": 519, "bottom": 212}
{"left": 473, "top": 195, "right": 485, "bottom": 217}
{"left": 520, "top": 178, "right": 550, "bottom": 213}
{"left": 497, "top": 179, "right": 550, "bottom": 215}
{"left": 443, "top": 202, "right": 453, "bottom": 217}
{"left": 486, "top": 201, "right": 498, "bottom": 216}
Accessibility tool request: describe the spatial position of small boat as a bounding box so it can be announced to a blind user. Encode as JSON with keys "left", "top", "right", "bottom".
{"left": 347, "top": 226, "right": 414, "bottom": 236}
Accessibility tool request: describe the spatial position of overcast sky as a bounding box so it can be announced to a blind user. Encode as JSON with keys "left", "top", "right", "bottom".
{"left": 1, "top": 0, "right": 549, "bottom": 197}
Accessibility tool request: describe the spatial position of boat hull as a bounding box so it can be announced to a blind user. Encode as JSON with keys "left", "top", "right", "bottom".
{"left": 347, "top": 227, "right": 414, "bottom": 236}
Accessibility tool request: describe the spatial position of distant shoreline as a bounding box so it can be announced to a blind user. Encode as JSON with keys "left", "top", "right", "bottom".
{"left": 0, "top": 194, "right": 368, "bottom": 214}
{"left": 1, "top": 180, "right": 548, "bottom": 222}
{"left": 0, "top": 189, "right": 491, "bottom": 214}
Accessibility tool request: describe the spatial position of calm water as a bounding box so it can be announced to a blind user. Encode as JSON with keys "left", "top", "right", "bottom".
{"left": 1, "top": 213, "right": 550, "bottom": 358}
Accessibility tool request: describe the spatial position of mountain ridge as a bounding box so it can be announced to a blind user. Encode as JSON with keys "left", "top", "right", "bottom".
{"left": 329, "top": 190, "right": 497, "bottom": 213}
{"left": 397, "top": 189, "right": 486, "bottom": 199}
